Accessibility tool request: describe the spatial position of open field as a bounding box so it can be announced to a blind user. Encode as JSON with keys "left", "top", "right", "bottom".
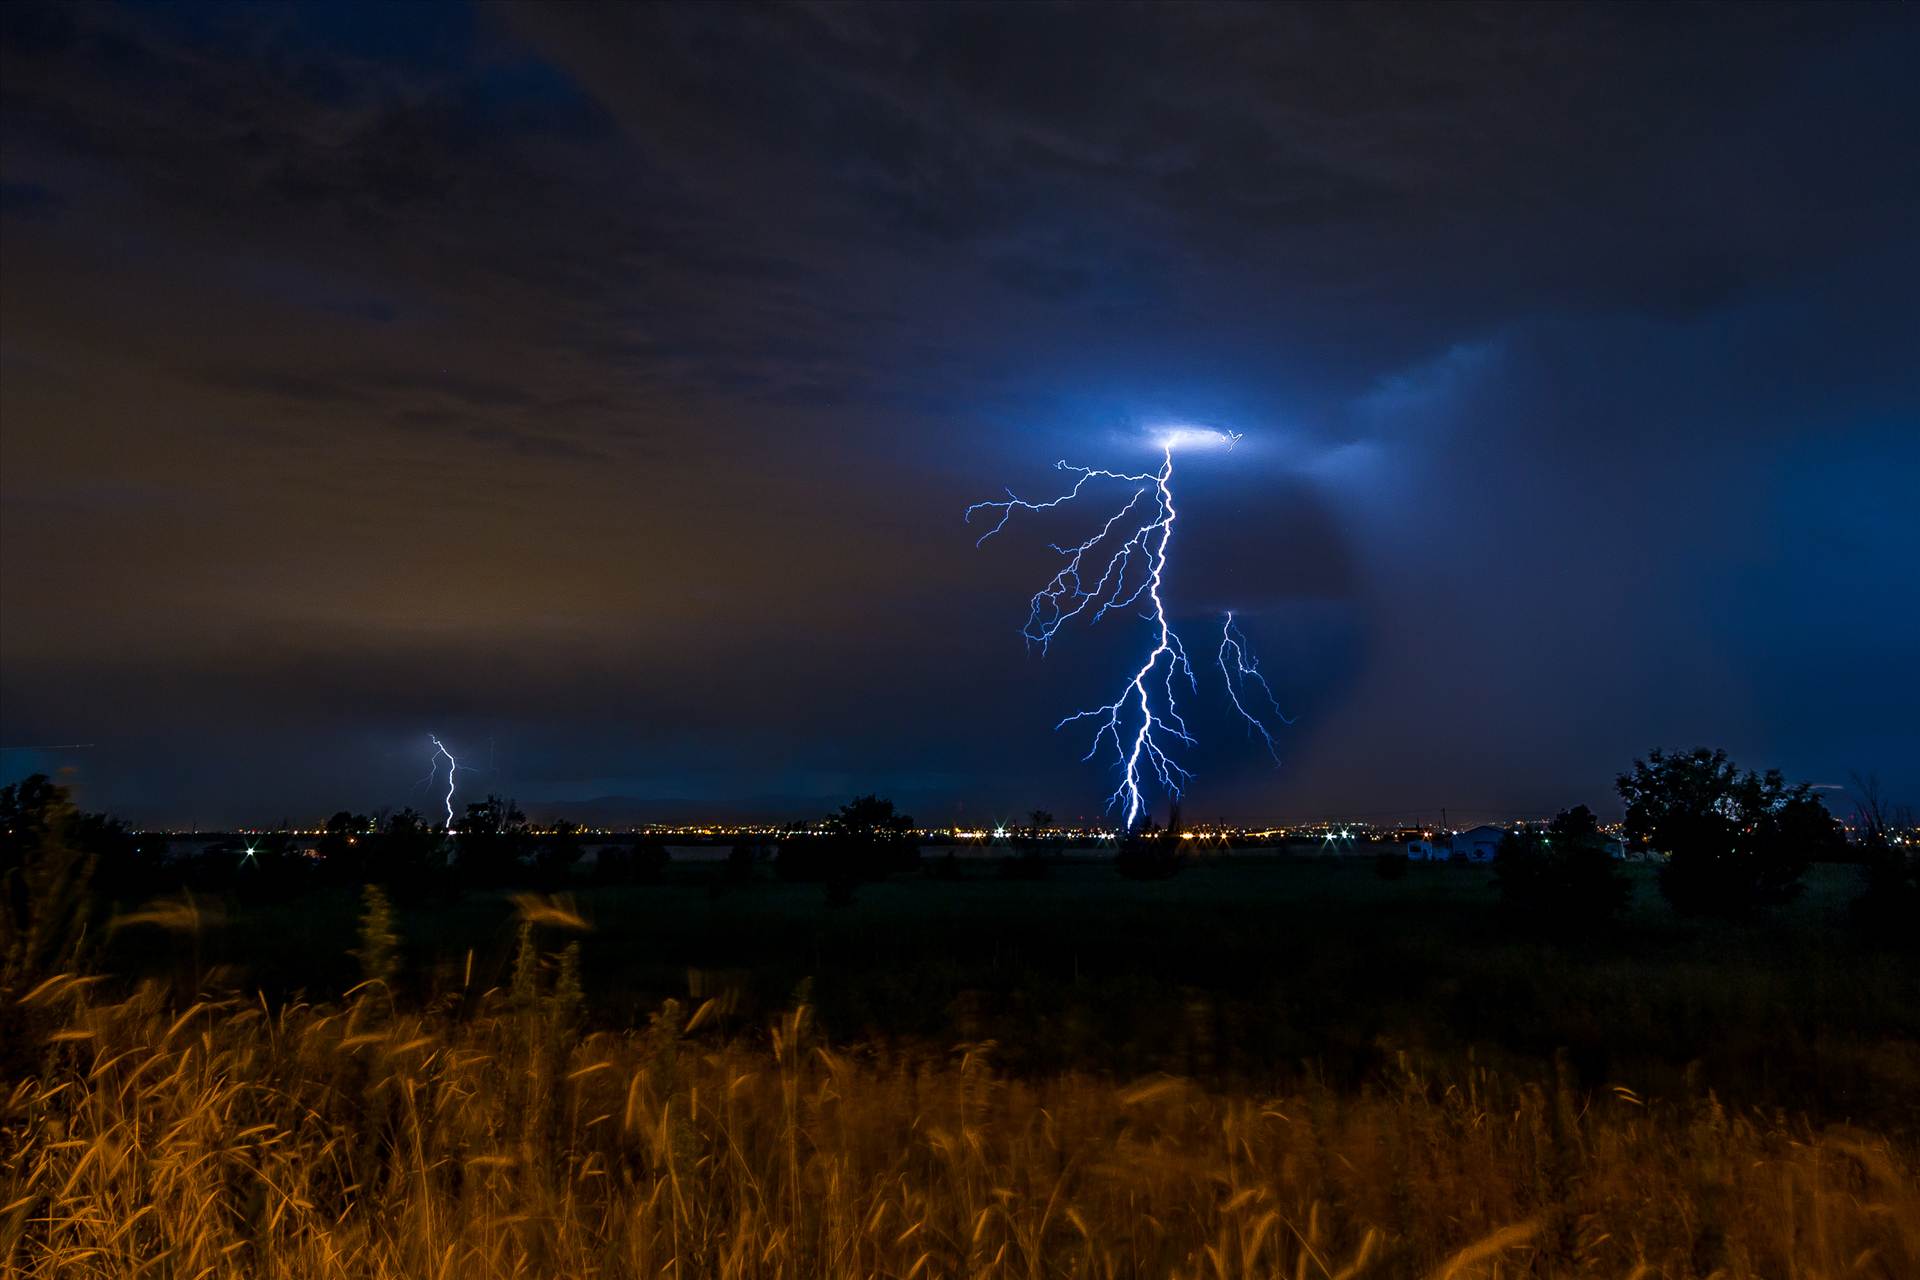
{"left": 90, "top": 858, "right": 1920, "bottom": 1133}
{"left": 7, "top": 852, "right": 1918, "bottom": 1277}
{"left": 4, "top": 961, "right": 1915, "bottom": 1278}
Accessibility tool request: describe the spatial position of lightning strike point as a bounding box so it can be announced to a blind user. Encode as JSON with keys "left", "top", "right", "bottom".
{"left": 428, "top": 734, "right": 458, "bottom": 831}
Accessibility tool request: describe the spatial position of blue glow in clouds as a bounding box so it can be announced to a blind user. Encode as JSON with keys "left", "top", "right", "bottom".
{"left": 967, "top": 429, "right": 1285, "bottom": 830}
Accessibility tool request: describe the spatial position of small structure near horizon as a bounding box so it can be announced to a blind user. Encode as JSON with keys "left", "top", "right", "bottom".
{"left": 1451, "top": 824, "right": 1507, "bottom": 863}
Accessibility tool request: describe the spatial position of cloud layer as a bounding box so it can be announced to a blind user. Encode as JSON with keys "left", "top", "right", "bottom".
{"left": 3, "top": 1, "right": 1916, "bottom": 824}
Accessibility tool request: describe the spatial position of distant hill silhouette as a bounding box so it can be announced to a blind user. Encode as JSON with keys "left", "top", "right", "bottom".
{"left": 527, "top": 793, "right": 849, "bottom": 827}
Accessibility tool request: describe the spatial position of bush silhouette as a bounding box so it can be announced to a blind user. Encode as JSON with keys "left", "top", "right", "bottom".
{"left": 777, "top": 795, "right": 917, "bottom": 896}
{"left": 1492, "top": 805, "right": 1630, "bottom": 928}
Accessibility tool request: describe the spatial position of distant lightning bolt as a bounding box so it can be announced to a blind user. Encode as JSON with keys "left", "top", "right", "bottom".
{"left": 427, "top": 734, "right": 458, "bottom": 830}
{"left": 967, "top": 428, "right": 1285, "bottom": 830}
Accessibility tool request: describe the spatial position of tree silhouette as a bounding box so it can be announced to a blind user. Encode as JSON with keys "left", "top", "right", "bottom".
{"left": 1002, "top": 807, "right": 1057, "bottom": 878}
{"left": 451, "top": 795, "right": 529, "bottom": 888}
{"left": 1492, "top": 804, "right": 1631, "bottom": 927}
{"left": 317, "top": 810, "right": 374, "bottom": 884}
{"left": 378, "top": 808, "right": 448, "bottom": 904}
{"left": 777, "top": 794, "right": 915, "bottom": 892}
{"left": 1617, "top": 748, "right": 1836, "bottom": 916}
{"left": 1114, "top": 810, "right": 1183, "bottom": 880}
{"left": 1849, "top": 771, "right": 1918, "bottom": 933}
{"left": 535, "top": 820, "right": 584, "bottom": 889}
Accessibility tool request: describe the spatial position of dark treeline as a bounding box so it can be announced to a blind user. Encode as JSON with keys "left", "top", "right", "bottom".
{"left": 5, "top": 748, "right": 1918, "bottom": 1127}
{"left": 3, "top": 746, "right": 1915, "bottom": 975}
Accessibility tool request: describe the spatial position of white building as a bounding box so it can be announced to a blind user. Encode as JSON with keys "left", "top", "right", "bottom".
{"left": 1451, "top": 824, "right": 1508, "bottom": 862}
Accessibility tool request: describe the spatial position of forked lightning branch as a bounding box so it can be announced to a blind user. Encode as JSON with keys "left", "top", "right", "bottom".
{"left": 967, "top": 429, "right": 1289, "bottom": 829}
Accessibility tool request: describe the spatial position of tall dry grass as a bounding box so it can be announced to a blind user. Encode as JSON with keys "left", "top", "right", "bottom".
{"left": 4, "top": 968, "right": 1915, "bottom": 1279}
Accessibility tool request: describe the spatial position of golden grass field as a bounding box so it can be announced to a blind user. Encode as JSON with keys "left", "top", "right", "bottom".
{"left": 5, "top": 959, "right": 1916, "bottom": 1280}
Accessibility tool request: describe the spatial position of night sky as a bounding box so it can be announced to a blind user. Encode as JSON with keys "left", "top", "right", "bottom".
{"left": 3, "top": 2, "right": 1916, "bottom": 829}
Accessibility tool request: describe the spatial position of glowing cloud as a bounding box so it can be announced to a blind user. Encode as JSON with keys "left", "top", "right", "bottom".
{"left": 1157, "top": 426, "right": 1243, "bottom": 452}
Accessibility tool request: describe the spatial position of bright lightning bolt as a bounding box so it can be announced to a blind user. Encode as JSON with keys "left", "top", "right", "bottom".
{"left": 967, "top": 428, "right": 1283, "bottom": 830}
{"left": 427, "top": 734, "right": 458, "bottom": 831}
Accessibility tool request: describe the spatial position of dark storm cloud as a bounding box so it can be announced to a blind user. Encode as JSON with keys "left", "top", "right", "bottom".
{"left": 2, "top": 0, "right": 1916, "bottom": 825}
